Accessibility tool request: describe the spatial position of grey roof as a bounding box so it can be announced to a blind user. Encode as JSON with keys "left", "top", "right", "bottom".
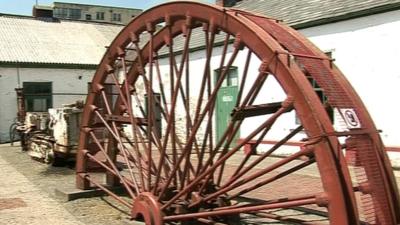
{"left": 234, "top": 0, "right": 400, "bottom": 28}
{"left": 0, "top": 14, "right": 123, "bottom": 65}
{"left": 2, "top": 0, "right": 399, "bottom": 65}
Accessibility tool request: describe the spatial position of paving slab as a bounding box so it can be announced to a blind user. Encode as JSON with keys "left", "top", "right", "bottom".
{"left": 55, "top": 184, "right": 126, "bottom": 202}
{"left": 0, "top": 147, "right": 85, "bottom": 225}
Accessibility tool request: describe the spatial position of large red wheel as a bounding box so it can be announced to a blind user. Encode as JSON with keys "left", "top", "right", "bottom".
{"left": 76, "top": 2, "right": 400, "bottom": 224}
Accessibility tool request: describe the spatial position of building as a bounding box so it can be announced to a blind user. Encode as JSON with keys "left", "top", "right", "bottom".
{"left": 232, "top": 0, "right": 400, "bottom": 156}
{"left": 152, "top": 0, "right": 400, "bottom": 165}
{"left": 33, "top": 2, "right": 142, "bottom": 25}
{"left": 1, "top": 0, "right": 399, "bottom": 165}
{"left": 0, "top": 13, "right": 123, "bottom": 143}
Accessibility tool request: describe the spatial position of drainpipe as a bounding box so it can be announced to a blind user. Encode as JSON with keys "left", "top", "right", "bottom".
{"left": 16, "top": 61, "right": 21, "bottom": 88}
{"left": 15, "top": 88, "right": 25, "bottom": 123}
{"left": 15, "top": 61, "right": 25, "bottom": 123}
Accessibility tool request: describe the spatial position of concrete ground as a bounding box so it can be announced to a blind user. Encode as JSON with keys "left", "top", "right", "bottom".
{"left": 0, "top": 143, "right": 399, "bottom": 225}
{"left": 0, "top": 143, "right": 134, "bottom": 225}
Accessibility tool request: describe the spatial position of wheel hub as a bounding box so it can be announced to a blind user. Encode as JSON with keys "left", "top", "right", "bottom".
{"left": 131, "top": 193, "right": 164, "bottom": 225}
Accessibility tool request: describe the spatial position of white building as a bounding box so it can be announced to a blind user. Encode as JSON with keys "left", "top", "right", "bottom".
{"left": 0, "top": 13, "right": 123, "bottom": 143}
{"left": 33, "top": 2, "right": 142, "bottom": 25}
{"left": 233, "top": 0, "right": 400, "bottom": 151}
{"left": 152, "top": 0, "right": 400, "bottom": 163}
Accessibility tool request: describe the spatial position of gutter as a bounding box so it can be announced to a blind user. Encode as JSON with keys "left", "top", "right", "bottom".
{"left": 0, "top": 62, "right": 98, "bottom": 70}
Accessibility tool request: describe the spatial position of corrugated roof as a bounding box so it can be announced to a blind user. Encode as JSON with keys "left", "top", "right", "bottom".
{"left": 0, "top": 14, "right": 123, "bottom": 65}
{"left": 234, "top": 0, "right": 400, "bottom": 28}
{"left": 2, "top": 1, "right": 399, "bottom": 65}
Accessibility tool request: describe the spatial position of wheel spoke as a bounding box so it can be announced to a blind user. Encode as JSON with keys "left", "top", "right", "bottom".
{"left": 164, "top": 196, "right": 317, "bottom": 221}
{"left": 196, "top": 147, "right": 314, "bottom": 206}
{"left": 84, "top": 175, "right": 133, "bottom": 208}
{"left": 229, "top": 125, "right": 304, "bottom": 184}
{"left": 88, "top": 130, "right": 136, "bottom": 198}
{"left": 154, "top": 20, "right": 194, "bottom": 193}
{"left": 100, "top": 89, "right": 141, "bottom": 192}
{"left": 108, "top": 61, "right": 153, "bottom": 191}
{"left": 228, "top": 157, "right": 316, "bottom": 200}
{"left": 162, "top": 97, "right": 293, "bottom": 210}
{"left": 158, "top": 34, "right": 243, "bottom": 202}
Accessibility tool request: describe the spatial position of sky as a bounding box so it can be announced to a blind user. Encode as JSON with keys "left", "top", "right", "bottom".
{"left": 0, "top": 0, "right": 215, "bottom": 16}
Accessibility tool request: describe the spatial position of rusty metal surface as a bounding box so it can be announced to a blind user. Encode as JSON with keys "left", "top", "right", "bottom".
{"left": 76, "top": 1, "right": 400, "bottom": 224}
{"left": 244, "top": 15, "right": 400, "bottom": 224}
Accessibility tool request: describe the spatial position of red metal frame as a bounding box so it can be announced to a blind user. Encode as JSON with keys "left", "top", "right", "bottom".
{"left": 76, "top": 2, "right": 400, "bottom": 225}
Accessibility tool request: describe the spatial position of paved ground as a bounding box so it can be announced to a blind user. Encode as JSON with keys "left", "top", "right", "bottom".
{"left": 0, "top": 153, "right": 85, "bottom": 225}
{"left": 0, "top": 144, "right": 133, "bottom": 225}
{"left": 0, "top": 143, "right": 399, "bottom": 225}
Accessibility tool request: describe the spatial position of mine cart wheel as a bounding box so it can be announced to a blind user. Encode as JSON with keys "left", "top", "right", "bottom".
{"left": 76, "top": 2, "right": 400, "bottom": 225}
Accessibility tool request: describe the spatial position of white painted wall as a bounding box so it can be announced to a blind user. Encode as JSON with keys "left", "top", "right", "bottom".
{"left": 0, "top": 67, "right": 94, "bottom": 142}
{"left": 300, "top": 10, "right": 400, "bottom": 148}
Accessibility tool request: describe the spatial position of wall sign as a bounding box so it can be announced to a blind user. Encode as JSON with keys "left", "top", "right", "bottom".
{"left": 340, "top": 108, "right": 361, "bottom": 129}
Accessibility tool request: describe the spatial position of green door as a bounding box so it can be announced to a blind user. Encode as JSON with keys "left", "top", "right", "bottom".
{"left": 215, "top": 67, "right": 239, "bottom": 146}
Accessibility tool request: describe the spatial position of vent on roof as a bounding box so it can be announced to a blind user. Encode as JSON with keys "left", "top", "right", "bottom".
{"left": 216, "top": 0, "right": 238, "bottom": 7}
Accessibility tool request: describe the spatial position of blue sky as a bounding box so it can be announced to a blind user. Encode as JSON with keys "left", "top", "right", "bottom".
{"left": 0, "top": 0, "right": 215, "bottom": 16}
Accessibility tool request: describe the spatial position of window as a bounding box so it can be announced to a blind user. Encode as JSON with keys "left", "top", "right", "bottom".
{"left": 53, "top": 8, "right": 68, "bottom": 18}
{"left": 294, "top": 51, "right": 334, "bottom": 125}
{"left": 295, "top": 75, "right": 333, "bottom": 124}
{"left": 294, "top": 52, "right": 334, "bottom": 124}
{"left": 85, "top": 14, "right": 91, "bottom": 20}
{"left": 23, "top": 82, "right": 52, "bottom": 112}
{"left": 112, "top": 13, "right": 121, "bottom": 22}
{"left": 294, "top": 75, "right": 333, "bottom": 124}
{"left": 68, "top": 8, "right": 81, "bottom": 19}
{"left": 53, "top": 8, "right": 81, "bottom": 19}
{"left": 96, "top": 12, "right": 105, "bottom": 20}
{"left": 215, "top": 66, "right": 238, "bottom": 87}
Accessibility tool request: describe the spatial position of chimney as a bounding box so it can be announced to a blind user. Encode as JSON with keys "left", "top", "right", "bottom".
{"left": 216, "top": 0, "right": 238, "bottom": 7}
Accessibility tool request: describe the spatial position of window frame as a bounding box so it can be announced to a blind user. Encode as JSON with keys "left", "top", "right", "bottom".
{"left": 96, "top": 12, "right": 105, "bottom": 20}
{"left": 23, "top": 82, "right": 53, "bottom": 112}
{"left": 112, "top": 13, "right": 122, "bottom": 22}
{"left": 68, "top": 8, "right": 81, "bottom": 20}
{"left": 214, "top": 66, "right": 239, "bottom": 88}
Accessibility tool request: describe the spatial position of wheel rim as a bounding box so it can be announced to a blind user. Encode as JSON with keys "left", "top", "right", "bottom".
{"left": 76, "top": 2, "right": 400, "bottom": 224}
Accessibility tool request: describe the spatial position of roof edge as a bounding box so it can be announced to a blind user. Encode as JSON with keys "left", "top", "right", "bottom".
{"left": 0, "top": 13, "right": 126, "bottom": 26}
{"left": 0, "top": 13, "right": 34, "bottom": 19}
{"left": 0, "top": 62, "right": 98, "bottom": 70}
{"left": 53, "top": 1, "right": 143, "bottom": 11}
{"left": 292, "top": 2, "right": 400, "bottom": 29}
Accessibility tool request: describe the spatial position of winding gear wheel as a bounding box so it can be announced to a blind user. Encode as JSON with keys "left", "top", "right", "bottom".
{"left": 76, "top": 2, "right": 400, "bottom": 224}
